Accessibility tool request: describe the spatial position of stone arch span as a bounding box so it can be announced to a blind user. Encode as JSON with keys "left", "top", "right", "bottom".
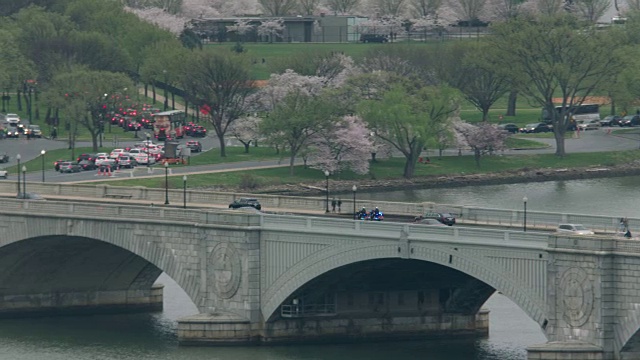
{"left": 0, "top": 216, "right": 199, "bottom": 314}
{"left": 262, "top": 242, "right": 547, "bottom": 329}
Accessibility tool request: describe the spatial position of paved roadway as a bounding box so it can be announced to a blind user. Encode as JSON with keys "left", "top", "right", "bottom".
{"left": 0, "top": 127, "right": 638, "bottom": 183}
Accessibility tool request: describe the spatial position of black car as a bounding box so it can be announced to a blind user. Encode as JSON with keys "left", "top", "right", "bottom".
{"left": 619, "top": 115, "right": 640, "bottom": 127}
{"left": 600, "top": 115, "right": 622, "bottom": 127}
{"left": 192, "top": 126, "right": 207, "bottom": 137}
{"left": 229, "top": 198, "right": 262, "bottom": 210}
{"left": 520, "top": 123, "right": 552, "bottom": 133}
{"left": 76, "top": 153, "right": 96, "bottom": 163}
{"left": 422, "top": 212, "right": 456, "bottom": 226}
{"left": 360, "top": 34, "right": 389, "bottom": 43}
{"left": 0, "top": 153, "right": 8, "bottom": 163}
{"left": 499, "top": 123, "right": 520, "bottom": 134}
{"left": 78, "top": 160, "right": 97, "bottom": 171}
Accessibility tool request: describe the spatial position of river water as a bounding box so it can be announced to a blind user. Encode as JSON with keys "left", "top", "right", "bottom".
{"left": 5, "top": 175, "right": 638, "bottom": 360}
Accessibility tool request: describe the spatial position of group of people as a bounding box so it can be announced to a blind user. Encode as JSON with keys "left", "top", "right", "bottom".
{"left": 356, "top": 207, "right": 384, "bottom": 221}
{"left": 619, "top": 217, "right": 633, "bottom": 238}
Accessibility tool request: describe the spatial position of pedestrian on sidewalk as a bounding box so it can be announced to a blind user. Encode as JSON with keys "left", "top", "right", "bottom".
{"left": 337, "top": 199, "right": 342, "bottom": 213}
{"left": 331, "top": 198, "right": 336, "bottom": 212}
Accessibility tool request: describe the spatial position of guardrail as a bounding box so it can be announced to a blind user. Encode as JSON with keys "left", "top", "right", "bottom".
{"left": 0, "top": 182, "right": 633, "bottom": 236}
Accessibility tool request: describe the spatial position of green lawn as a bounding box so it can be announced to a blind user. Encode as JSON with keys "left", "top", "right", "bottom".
{"left": 92, "top": 149, "right": 640, "bottom": 190}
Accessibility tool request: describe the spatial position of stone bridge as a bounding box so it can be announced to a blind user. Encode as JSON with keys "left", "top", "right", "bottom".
{"left": 2, "top": 198, "right": 640, "bottom": 360}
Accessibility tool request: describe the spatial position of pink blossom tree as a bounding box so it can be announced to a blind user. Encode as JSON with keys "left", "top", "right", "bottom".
{"left": 124, "top": 7, "right": 188, "bottom": 34}
{"left": 307, "top": 115, "right": 373, "bottom": 175}
{"left": 454, "top": 120, "right": 508, "bottom": 167}
{"left": 253, "top": 69, "right": 327, "bottom": 111}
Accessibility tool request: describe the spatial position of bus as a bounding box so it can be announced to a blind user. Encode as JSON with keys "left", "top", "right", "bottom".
{"left": 542, "top": 104, "right": 600, "bottom": 123}
{"left": 152, "top": 110, "right": 186, "bottom": 141}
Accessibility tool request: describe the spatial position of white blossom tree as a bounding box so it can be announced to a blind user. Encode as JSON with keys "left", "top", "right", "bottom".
{"left": 453, "top": 120, "right": 508, "bottom": 167}
{"left": 226, "top": 19, "right": 255, "bottom": 43}
{"left": 229, "top": 115, "right": 262, "bottom": 152}
{"left": 307, "top": 115, "right": 373, "bottom": 175}
{"left": 125, "top": 6, "right": 188, "bottom": 34}
{"left": 253, "top": 69, "right": 327, "bottom": 111}
{"left": 257, "top": 18, "right": 285, "bottom": 43}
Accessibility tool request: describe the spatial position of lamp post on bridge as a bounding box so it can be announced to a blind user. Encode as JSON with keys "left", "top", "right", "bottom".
{"left": 183, "top": 175, "right": 187, "bottom": 209}
{"left": 523, "top": 196, "right": 528, "bottom": 232}
{"left": 16, "top": 154, "right": 21, "bottom": 196}
{"left": 22, "top": 166, "right": 26, "bottom": 196}
{"left": 40, "top": 150, "right": 46, "bottom": 182}
{"left": 324, "top": 170, "right": 330, "bottom": 213}
{"left": 352, "top": 185, "right": 357, "bottom": 220}
{"left": 164, "top": 161, "right": 170, "bottom": 205}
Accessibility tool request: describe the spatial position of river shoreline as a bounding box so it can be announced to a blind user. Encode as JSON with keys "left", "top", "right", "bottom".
{"left": 206, "top": 162, "right": 640, "bottom": 196}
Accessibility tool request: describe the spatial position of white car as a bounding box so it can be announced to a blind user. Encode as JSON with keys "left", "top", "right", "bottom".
{"left": 95, "top": 155, "right": 110, "bottom": 166}
{"left": 6, "top": 113, "right": 20, "bottom": 123}
{"left": 556, "top": 224, "right": 595, "bottom": 235}
{"left": 134, "top": 153, "right": 156, "bottom": 165}
{"left": 95, "top": 152, "right": 109, "bottom": 158}
{"left": 109, "top": 149, "right": 125, "bottom": 159}
{"left": 577, "top": 119, "right": 601, "bottom": 131}
{"left": 0, "top": 169, "right": 7, "bottom": 179}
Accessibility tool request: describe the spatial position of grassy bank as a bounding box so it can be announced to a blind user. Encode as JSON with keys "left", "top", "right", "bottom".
{"left": 89, "top": 149, "right": 640, "bottom": 191}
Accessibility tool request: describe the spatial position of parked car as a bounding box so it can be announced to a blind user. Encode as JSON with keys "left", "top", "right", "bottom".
{"left": 186, "top": 140, "right": 202, "bottom": 152}
{"left": 0, "top": 153, "right": 9, "bottom": 163}
{"left": 191, "top": 126, "right": 207, "bottom": 137}
{"left": 556, "top": 223, "right": 595, "bottom": 235}
{"left": 78, "top": 160, "right": 97, "bottom": 171}
{"left": 600, "top": 115, "right": 622, "bottom": 127}
{"left": 0, "top": 169, "right": 7, "bottom": 179}
{"left": 421, "top": 212, "right": 456, "bottom": 226}
{"left": 53, "top": 159, "right": 71, "bottom": 171}
{"left": 520, "top": 123, "right": 552, "bottom": 133}
{"left": 76, "top": 153, "right": 96, "bottom": 163}
{"left": 577, "top": 119, "right": 601, "bottom": 131}
{"left": 118, "top": 155, "right": 135, "bottom": 168}
{"left": 619, "top": 115, "right": 640, "bottom": 127}
{"left": 360, "top": 34, "right": 389, "bottom": 43}
{"left": 498, "top": 123, "right": 520, "bottom": 134}
{"left": 58, "top": 161, "right": 81, "bottom": 173}
{"left": 228, "top": 198, "right": 262, "bottom": 210}
{"left": 109, "top": 149, "right": 126, "bottom": 159}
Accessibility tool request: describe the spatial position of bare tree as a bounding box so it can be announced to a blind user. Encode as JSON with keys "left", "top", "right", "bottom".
{"left": 299, "top": 0, "right": 322, "bottom": 14}
{"left": 536, "top": 0, "right": 565, "bottom": 16}
{"left": 572, "top": 0, "right": 610, "bottom": 23}
{"left": 410, "top": 0, "right": 444, "bottom": 17}
{"left": 447, "top": 0, "right": 487, "bottom": 22}
{"left": 325, "top": 0, "right": 361, "bottom": 13}
{"left": 374, "top": 0, "right": 409, "bottom": 16}
{"left": 259, "top": 0, "right": 298, "bottom": 15}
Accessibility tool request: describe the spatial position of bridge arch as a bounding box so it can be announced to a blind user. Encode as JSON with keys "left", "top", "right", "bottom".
{"left": 262, "top": 241, "right": 547, "bottom": 329}
{"left": 0, "top": 216, "right": 200, "bottom": 311}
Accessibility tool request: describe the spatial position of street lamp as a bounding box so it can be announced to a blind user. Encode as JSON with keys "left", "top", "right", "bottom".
{"left": 22, "top": 165, "right": 26, "bottom": 196}
{"left": 324, "top": 170, "right": 330, "bottom": 213}
{"left": 183, "top": 175, "right": 187, "bottom": 209}
{"left": 352, "top": 185, "right": 357, "bottom": 219}
{"left": 523, "top": 196, "right": 528, "bottom": 232}
{"left": 164, "top": 162, "right": 169, "bottom": 205}
{"left": 146, "top": 133, "right": 151, "bottom": 172}
{"left": 16, "top": 154, "right": 21, "bottom": 196}
{"left": 40, "top": 150, "right": 46, "bottom": 182}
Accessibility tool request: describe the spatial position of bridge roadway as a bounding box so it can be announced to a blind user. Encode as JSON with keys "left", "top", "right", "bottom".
{"left": 3, "top": 187, "right": 640, "bottom": 359}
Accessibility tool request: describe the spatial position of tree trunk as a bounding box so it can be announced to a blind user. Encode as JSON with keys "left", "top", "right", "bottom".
{"left": 289, "top": 154, "right": 296, "bottom": 176}
{"left": 474, "top": 149, "right": 481, "bottom": 167}
{"left": 554, "top": 129, "right": 566, "bottom": 157}
{"left": 243, "top": 142, "right": 250, "bottom": 153}
{"left": 610, "top": 100, "right": 616, "bottom": 116}
{"left": 144, "top": 84, "right": 148, "bottom": 98}
{"left": 217, "top": 132, "right": 226, "bottom": 157}
{"left": 171, "top": 92, "right": 175, "bottom": 110}
{"left": 482, "top": 107, "right": 490, "bottom": 122}
{"left": 91, "top": 131, "right": 99, "bottom": 152}
{"left": 506, "top": 90, "right": 517, "bottom": 116}
{"left": 17, "top": 88, "right": 22, "bottom": 111}
{"left": 402, "top": 153, "right": 419, "bottom": 178}
{"left": 152, "top": 83, "right": 156, "bottom": 104}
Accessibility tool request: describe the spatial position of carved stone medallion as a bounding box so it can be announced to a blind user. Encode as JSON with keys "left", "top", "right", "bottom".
{"left": 559, "top": 267, "right": 594, "bottom": 327}
{"left": 210, "top": 242, "right": 242, "bottom": 299}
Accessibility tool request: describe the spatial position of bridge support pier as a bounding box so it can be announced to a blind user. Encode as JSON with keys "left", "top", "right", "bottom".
{"left": 0, "top": 284, "right": 164, "bottom": 317}
{"left": 177, "top": 309, "right": 489, "bottom": 345}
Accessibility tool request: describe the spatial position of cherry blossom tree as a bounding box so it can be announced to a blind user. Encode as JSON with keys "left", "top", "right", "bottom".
{"left": 454, "top": 120, "right": 508, "bottom": 167}
{"left": 226, "top": 19, "right": 255, "bottom": 40}
{"left": 354, "top": 17, "right": 406, "bottom": 38}
{"left": 124, "top": 6, "right": 188, "bottom": 34}
{"left": 258, "top": 18, "right": 285, "bottom": 43}
{"left": 253, "top": 69, "right": 327, "bottom": 111}
{"left": 307, "top": 115, "right": 373, "bottom": 175}
{"left": 181, "top": 0, "right": 259, "bottom": 17}
{"left": 446, "top": 0, "right": 488, "bottom": 24}
{"left": 229, "top": 115, "right": 262, "bottom": 152}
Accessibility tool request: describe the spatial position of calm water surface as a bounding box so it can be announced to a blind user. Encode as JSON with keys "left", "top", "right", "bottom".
{"left": 4, "top": 175, "right": 634, "bottom": 360}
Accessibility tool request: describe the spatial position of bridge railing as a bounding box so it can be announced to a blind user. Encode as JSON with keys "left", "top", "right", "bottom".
{"left": 0, "top": 182, "right": 632, "bottom": 234}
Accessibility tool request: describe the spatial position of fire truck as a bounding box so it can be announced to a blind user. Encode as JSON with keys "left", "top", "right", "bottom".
{"left": 152, "top": 110, "right": 185, "bottom": 141}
